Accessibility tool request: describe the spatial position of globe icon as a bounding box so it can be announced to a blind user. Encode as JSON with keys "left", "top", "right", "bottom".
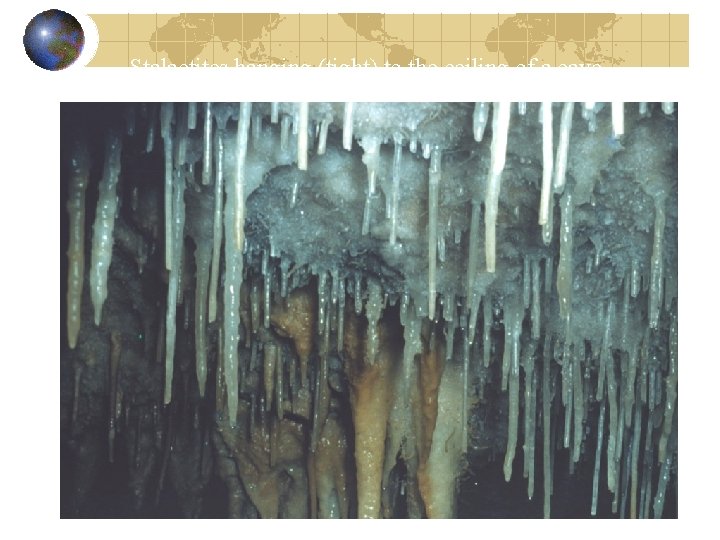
{"left": 24, "top": 10, "right": 85, "bottom": 70}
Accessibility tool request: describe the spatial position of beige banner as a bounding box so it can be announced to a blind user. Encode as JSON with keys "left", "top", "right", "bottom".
{"left": 88, "top": 13, "right": 689, "bottom": 68}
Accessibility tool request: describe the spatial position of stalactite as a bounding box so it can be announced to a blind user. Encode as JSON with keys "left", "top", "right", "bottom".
{"left": 553, "top": 102, "right": 574, "bottom": 193}
{"left": 208, "top": 131, "right": 224, "bottom": 323}
{"left": 223, "top": 138, "right": 242, "bottom": 423}
{"left": 591, "top": 396, "right": 606, "bottom": 516}
{"left": 187, "top": 102, "right": 197, "bottom": 130}
{"left": 649, "top": 196, "right": 667, "bottom": 329}
{"left": 659, "top": 313, "right": 677, "bottom": 463}
{"left": 89, "top": 132, "right": 122, "bottom": 326}
{"left": 503, "top": 299, "right": 522, "bottom": 482}
{"left": 164, "top": 163, "right": 186, "bottom": 405}
{"left": 202, "top": 102, "right": 212, "bottom": 185}
{"left": 556, "top": 188, "right": 574, "bottom": 321}
{"left": 539, "top": 102, "right": 553, "bottom": 227}
{"left": 67, "top": 140, "right": 90, "bottom": 348}
{"left": 542, "top": 336, "right": 553, "bottom": 518}
{"left": 531, "top": 258, "right": 541, "bottom": 339}
{"left": 484, "top": 102, "right": 511, "bottom": 273}
{"left": 160, "top": 102, "right": 174, "bottom": 270}
{"left": 605, "top": 301, "right": 619, "bottom": 494}
{"left": 317, "top": 116, "right": 330, "bottom": 155}
{"left": 472, "top": 102, "right": 489, "bottom": 141}
{"left": 612, "top": 101, "right": 624, "bottom": 138}
{"left": 428, "top": 147, "right": 441, "bottom": 318}
{"left": 389, "top": 134, "right": 402, "bottom": 245}
{"left": 466, "top": 202, "right": 481, "bottom": 339}
{"left": 194, "top": 242, "right": 211, "bottom": 397}
{"left": 235, "top": 103, "right": 252, "bottom": 251}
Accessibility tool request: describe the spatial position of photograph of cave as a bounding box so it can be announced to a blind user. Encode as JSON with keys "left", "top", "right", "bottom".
{"left": 60, "top": 102, "right": 677, "bottom": 518}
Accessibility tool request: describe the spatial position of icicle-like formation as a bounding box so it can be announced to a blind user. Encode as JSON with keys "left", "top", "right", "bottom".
{"left": 67, "top": 141, "right": 90, "bottom": 348}
{"left": 503, "top": 300, "right": 522, "bottom": 482}
{"left": 251, "top": 113, "right": 262, "bottom": 147}
{"left": 483, "top": 298, "right": 491, "bottom": 367}
{"left": 472, "top": 102, "right": 489, "bottom": 141}
{"left": 522, "top": 257, "right": 531, "bottom": 308}
{"left": 583, "top": 102, "right": 597, "bottom": 132}
{"left": 187, "top": 102, "right": 197, "bottom": 130}
{"left": 263, "top": 251, "right": 271, "bottom": 329}
{"left": 662, "top": 102, "right": 675, "bottom": 115}
{"left": 639, "top": 102, "right": 648, "bottom": 116}
{"left": 195, "top": 242, "right": 211, "bottom": 396}
{"left": 297, "top": 102, "right": 309, "bottom": 170}
{"left": 531, "top": 258, "right": 541, "bottom": 339}
{"left": 361, "top": 136, "right": 381, "bottom": 236}
{"left": 389, "top": 134, "right": 402, "bottom": 245}
{"left": 223, "top": 125, "right": 243, "bottom": 425}
{"left": 659, "top": 314, "right": 677, "bottom": 463}
{"left": 612, "top": 101, "right": 624, "bottom": 138}
{"left": 202, "top": 103, "right": 212, "bottom": 185}
{"left": 462, "top": 325, "right": 470, "bottom": 454}
{"left": 466, "top": 202, "right": 481, "bottom": 331}
{"left": 571, "top": 349, "right": 584, "bottom": 463}
{"left": 518, "top": 102, "right": 527, "bottom": 115}
{"left": 354, "top": 273, "right": 362, "bottom": 315}
{"left": 337, "top": 277, "right": 345, "bottom": 352}
{"left": 160, "top": 103, "right": 174, "bottom": 270}
{"left": 556, "top": 188, "right": 574, "bottom": 321}
{"left": 270, "top": 102, "right": 279, "bottom": 123}
{"left": 649, "top": 196, "right": 666, "bottom": 329}
{"left": 538, "top": 102, "right": 554, "bottom": 227}
{"left": 605, "top": 301, "right": 619, "bottom": 494}
{"left": 591, "top": 397, "right": 606, "bottom": 516}
{"left": 484, "top": 102, "right": 511, "bottom": 273}
{"left": 526, "top": 368, "right": 537, "bottom": 500}
{"left": 208, "top": 132, "right": 224, "bottom": 323}
{"left": 553, "top": 102, "right": 574, "bottom": 192}
{"left": 365, "top": 280, "right": 383, "bottom": 364}
{"left": 89, "top": 132, "right": 123, "bottom": 326}
{"left": 235, "top": 103, "right": 252, "bottom": 250}
{"left": 428, "top": 147, "right": 441, "bottom": 318}
{"left": 652, "top": 428, "right": 675, "bottom": 518}
{"left": 542, "top": 337, "right": 552, "bottom": 518}
{"left": 343, "top": 102, "right": 354, "bottom": 150}
{"left": 280, "top": 114, "right": 291, "bottom": 151}
{"left": 317, "top": 117, "right": 330, "bottom": 155}
{"left": 164, "top": 166, "right": 186, "bottom": 405}
{"left": 145, "top": 105, "right": 155, "bottom": 153}
{"left": 630, "top": 389, "right": 642, "bottom": 518}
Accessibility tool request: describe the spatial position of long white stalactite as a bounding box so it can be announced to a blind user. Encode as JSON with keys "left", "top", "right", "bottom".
{"left": 89, "top": 133, "right": 123, "bottom": 326}
{"left": 67, "top": 141, "right": 90, "bottom": 347}
{"left": 208, "top": 131, "right": 224, "bottom": 323}
{"left": 556, "top": 188, "right": 574, "bottom": 322}
{"left": 553, "top": 102, "right": 574, "bottom": 193}
{"left": 538, "top": 102, "right": 554, "bottom": 227}
{"left": 649, "top": 196, "right": 666, "bottom": 329}
{"left": 428, "top": 147, "right": 441, "bottom": 318}
{"left": 160, "top": 103, "right": 174, "bottom": 270}
{"left": 164, "top": 155, "right": 186, "bottom": 404}
{"left": 484, "top": 102, "right": 511, "bottom": 273}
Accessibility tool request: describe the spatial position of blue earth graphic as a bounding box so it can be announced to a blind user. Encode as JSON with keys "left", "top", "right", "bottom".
{"left": 24, "top": 10, "right": 84, "bottom": 70}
